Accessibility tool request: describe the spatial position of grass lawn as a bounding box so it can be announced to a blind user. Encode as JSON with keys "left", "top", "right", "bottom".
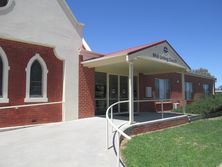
{"left": 122, "top": 117, "right": 222, "bottom": 167}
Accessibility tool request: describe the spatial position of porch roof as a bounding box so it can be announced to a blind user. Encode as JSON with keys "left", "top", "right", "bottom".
{"left": 81, "top": 40, "right": 188, "bottom": 75}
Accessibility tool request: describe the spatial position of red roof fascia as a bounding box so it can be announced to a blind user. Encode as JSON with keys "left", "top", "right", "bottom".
{"left": 105, "top": 40, "right": 166, "bottom": 57}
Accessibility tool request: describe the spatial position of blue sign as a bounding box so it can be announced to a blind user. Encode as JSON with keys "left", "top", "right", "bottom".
{"left": 163, "top": 47, "right": 168, "bottom": 53}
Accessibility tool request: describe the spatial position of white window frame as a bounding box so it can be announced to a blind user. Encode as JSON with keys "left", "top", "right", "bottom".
{"left": 24, "top": 53, "right": 48, "bottom": 103}
{"left": 0, "top": 47, "right": 10, "bottom": 103}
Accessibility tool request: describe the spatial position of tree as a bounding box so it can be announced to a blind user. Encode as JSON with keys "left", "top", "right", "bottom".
{"left": 191, "top": 68, "right": 215, "bottom": 79}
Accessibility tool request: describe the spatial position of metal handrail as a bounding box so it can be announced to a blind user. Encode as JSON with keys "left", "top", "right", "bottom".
{"left": 106, "top": 98, "right": 185, "bottom": 167}
{"left": 0, "top": 101, "right": 63, "bottom": 110}
{"left": 106, "top": 100, "right": 131, "bottom": 145}
{"left": 106, "top": 98, "right": 183, "bottom": 143}
{"left": 106, "top": 100, "right": 131, "bottom": 167}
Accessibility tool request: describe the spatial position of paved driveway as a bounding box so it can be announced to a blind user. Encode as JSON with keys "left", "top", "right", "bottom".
{"left": 0, "top": 117, "right": 123, "bottom": 167}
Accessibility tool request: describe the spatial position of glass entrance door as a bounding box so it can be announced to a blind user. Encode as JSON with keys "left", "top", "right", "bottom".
{"left": 109, "top": 75, "right": 118, "bottom": 112}
{"left": 120, "top": 76, "right": 128, "bottom": 112}
{"left": 109, "top": 75, "right": 130, "bottom": 113}
{"left": 95, "top": 72, "right": 107, "bottom": 115}
{"left": 95, "top": 72, "right": 138, "bottom": 115}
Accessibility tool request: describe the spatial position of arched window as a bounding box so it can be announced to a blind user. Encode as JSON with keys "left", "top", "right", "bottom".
{"left": 0, "top": 47, "right": 9, "bottom": 103}
{"left": 0, "top": 57, "right": 3, "bottom": 96}
{"left": 0, "top": 0, "right": 8, "bottom": 7}
{"left": 0, "top": 0, "right": 15, "bottom": 14}
{"left": 30, "top": 60, "right": 42, "bottom": 97}
{"left": 25, "top": 54, "right": 48, "bottom": 103}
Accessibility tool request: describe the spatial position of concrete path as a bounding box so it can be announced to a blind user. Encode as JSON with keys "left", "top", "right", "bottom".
{"left": 0, "top": 117, "right": 125, "bottom": 167}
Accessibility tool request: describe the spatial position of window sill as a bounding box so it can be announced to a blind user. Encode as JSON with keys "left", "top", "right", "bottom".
{"left": 24, "top": 97, "right": 48, "bottom": 103}
{"left": 0, "top": 98, "right": 9, "bottom": 103}
{"left": 155, "top": 101, "right": 173, "bottom": 104}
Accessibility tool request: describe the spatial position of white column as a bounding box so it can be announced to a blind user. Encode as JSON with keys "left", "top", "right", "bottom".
{"left": 213, "top": 80, "right": 215, "bottom": 95}
{"left": 106, "top": 74, "right": 110, "bottom": 109}
{"left": 118, "top": 75, "right": 120, "bottom": 113}
{"left": 128, "top": 62, "right": 134, "bottom": 124}
{"left": 181, "top": 72, "right": 186, "bottom": 113}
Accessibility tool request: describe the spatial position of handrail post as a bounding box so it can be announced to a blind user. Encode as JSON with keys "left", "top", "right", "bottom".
{"left": 116, "top": 131, "right": 120, "bottom": 167}
{"left": 181, "top": 72, "right": 186, "bottom": 114}
{"left": 128, "top": 61, "right": 134, "bottom": 124}
{"left": 106, "top": 115, "right": 109, "bottom": 150}
{"left": 183, "top": 100, "right": 186, "bottom": 114}
{"left": 161, "top": 99, "right": 164, "bottom": 119}
{"left": 111, "top": 107, "right": 114, "bottom": 132}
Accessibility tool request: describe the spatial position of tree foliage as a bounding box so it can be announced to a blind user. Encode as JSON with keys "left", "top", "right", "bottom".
{"left": 191, "top": 68, "right": 215, "bottom": 79}
{"left": 173, "top": 94, "right": 222, "bottom": 117}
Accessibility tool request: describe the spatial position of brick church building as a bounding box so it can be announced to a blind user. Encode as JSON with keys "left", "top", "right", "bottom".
{"left": 0, "top": 0, "right": 215, "bottom": 128}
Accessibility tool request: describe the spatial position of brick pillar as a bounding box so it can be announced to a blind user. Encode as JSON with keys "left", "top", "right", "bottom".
{"left": 79, "top": 55, "right": 95, "bottom": 118}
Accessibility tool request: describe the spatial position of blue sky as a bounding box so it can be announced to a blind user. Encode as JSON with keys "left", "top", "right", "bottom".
{"left": 66, "top": 0, "right": 222, "bottom": 87}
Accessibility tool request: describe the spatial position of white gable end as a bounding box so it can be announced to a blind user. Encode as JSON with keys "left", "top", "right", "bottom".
{"left": 130, "top": 41, "right": 190, "bottom": 70}
{"left": 0, "top": 0, "right": 84, "bottom": 121}
{"left": 0, "top": 0, "right": 83, "bottom": 52}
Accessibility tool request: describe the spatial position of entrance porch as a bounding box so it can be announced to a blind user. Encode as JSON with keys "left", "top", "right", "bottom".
{"left": 82, "top": 40, "right": 189, "bottom": 124}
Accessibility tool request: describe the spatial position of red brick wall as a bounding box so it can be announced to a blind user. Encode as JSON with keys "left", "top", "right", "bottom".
{"left": 139, "top": 73, "right": 214, "bottom": 112}
{"left": 79, "top": 55, "right": 95, "bottom": 118}
{"left": 185, "top": 75, "right": 214, "bottom": 100}
{"left": 139, "top": 73, "right": 182, "bottom": 112}
{"left": 124, "top": 116, "right": 189, "bottom": 136}
{"left": 0, "top": 38, "right": 63, "bottom": 128}
{"left": 0, "top": 105, "right": 62, "bottom": 128}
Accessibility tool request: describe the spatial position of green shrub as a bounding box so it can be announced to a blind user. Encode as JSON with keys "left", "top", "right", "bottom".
{"left": 173, "top": 94, "right": 222, "bottom": 117}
